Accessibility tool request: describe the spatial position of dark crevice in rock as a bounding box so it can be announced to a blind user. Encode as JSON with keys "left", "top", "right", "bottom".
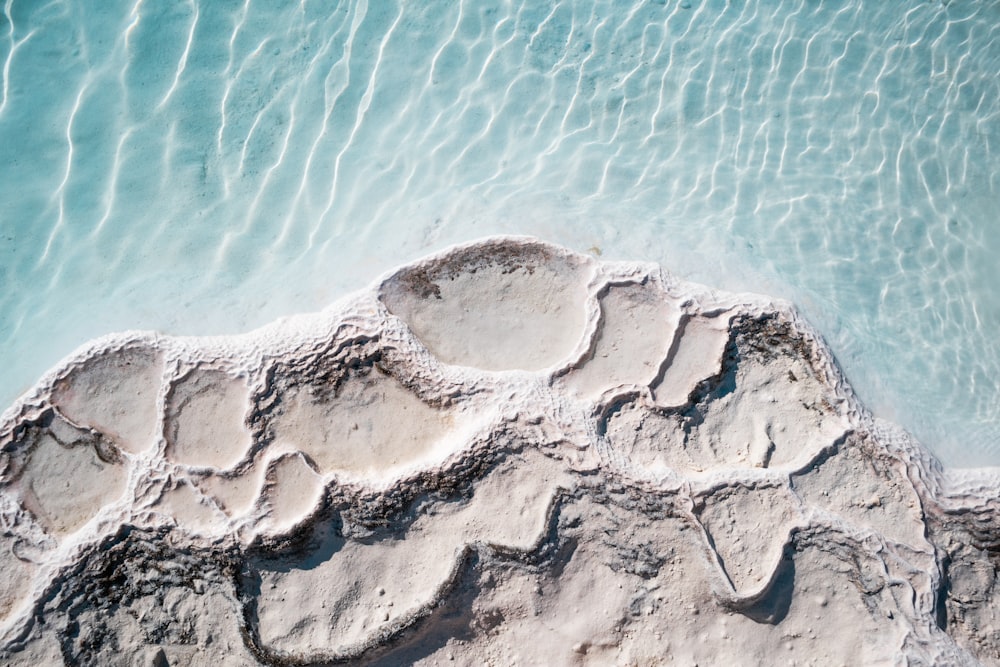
{"left": 0, "top": 525, "right": 240, "bottom": 666}
{"left": 740, "top": 544, "right": 796, "bottom": 625}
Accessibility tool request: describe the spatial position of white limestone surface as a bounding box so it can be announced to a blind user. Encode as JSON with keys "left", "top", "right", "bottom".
{"left": 0, "top": 237, "right": 998, "bottom": 666}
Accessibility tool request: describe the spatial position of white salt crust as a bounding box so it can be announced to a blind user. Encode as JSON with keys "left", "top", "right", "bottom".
{"left": 0, "top": 237, "right": 998, "bottom": 665}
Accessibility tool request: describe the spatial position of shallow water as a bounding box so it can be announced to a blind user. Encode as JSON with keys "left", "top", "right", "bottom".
{"left": 0, "top": 0, "right": 998, "bottom": 466}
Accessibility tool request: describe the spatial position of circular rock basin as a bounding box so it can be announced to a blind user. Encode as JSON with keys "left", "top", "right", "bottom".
{"left": 379, "top": 239, "right": 592, "bottom": 372}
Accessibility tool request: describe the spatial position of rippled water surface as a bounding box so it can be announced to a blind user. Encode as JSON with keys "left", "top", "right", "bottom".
{"left": 1, "top": 0, "right": 998, "bottom": 465}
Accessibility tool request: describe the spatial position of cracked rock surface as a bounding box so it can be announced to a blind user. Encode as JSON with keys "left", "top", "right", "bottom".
{"left": 1, "top": 237, "right": 998, "bottom": 665}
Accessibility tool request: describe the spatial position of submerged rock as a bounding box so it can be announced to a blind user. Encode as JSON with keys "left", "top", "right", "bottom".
{"left": 0, "top": 237, "right": 996, "bottom": 665}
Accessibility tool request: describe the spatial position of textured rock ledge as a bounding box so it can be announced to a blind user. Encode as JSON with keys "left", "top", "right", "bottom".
{"left": 1, "top": 237, "right": 998, "bottom": 666}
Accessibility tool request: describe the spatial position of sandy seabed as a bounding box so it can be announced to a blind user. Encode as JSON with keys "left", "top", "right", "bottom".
{"left": 1, "top": 237, "right": 998, "bottom": 666}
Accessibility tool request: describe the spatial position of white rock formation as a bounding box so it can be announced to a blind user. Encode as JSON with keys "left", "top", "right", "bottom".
{"left": 0, "top": 237, "right": 998, "bottom": 665}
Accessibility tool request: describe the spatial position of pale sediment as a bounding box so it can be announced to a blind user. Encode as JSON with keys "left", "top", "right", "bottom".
{"left": 0, "top": 237, "right": 998, "bottom": 665}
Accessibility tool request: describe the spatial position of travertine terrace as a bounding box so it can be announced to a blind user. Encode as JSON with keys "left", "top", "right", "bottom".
{"left": 1, "top": 238, "right": 999, "bottom": 665}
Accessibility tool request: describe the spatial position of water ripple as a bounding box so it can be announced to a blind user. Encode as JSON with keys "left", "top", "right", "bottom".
{"left": 1, "top": 0, "right": 999, "bottom": 465}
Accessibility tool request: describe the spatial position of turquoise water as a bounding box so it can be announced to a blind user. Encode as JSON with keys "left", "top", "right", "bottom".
{"left": 1, "top": 0, "right": 998, "bottom": 466}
